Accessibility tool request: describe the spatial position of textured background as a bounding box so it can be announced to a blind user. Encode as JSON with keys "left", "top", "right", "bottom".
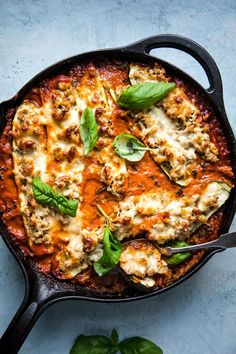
{"left": 0, "top": 1, "right": 236, "bottom": 353}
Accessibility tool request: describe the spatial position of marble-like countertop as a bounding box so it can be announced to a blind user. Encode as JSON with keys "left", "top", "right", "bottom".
{"left": 0, "top": 1, "right": 236, "bottom": 353}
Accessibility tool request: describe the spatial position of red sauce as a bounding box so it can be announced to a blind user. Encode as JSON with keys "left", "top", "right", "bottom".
{"left": 0, "top": 110, "right": 27, "bottom": 244}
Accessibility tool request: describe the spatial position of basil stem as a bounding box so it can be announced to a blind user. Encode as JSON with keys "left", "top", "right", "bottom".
{"left": 97, "top": 204, "right": 111, "bottom": 222}
{"left": 32, "top": 176, "right": 78, "bottom": 217}
{"left": 113, "top": 132, "right": 151, "bottom": 162}
{"left": 79, "top": 107, "right": 98, "bottom": 155}
{"left": 165, "top": 240, "right": 192, "bottom": 266}
{"left": 117, "top": 81, "right": 176, "bottom": 110}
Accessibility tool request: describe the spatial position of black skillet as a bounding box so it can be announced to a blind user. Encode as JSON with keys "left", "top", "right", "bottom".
{"left": 0, "top": 34, "right": 236, "bottom": 353}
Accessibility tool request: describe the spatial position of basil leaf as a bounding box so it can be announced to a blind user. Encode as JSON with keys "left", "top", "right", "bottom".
{"left": 32, "top": 176, "right": 78, "bottom": 217}
{"left": 111, "top": 329, "right": 119, "bottom": 348}
{"left": 70, "top": 335, "right": 117, "bottom": 354}
{"left": 165, "top": 240, "right": 192, "bottom": 266}
{"left": 119, "top": 337, "right": 163, "bottom": 354}
{"left": 117, "top": 81, "right": 176, "bottom": 110}
{"left": 113, "top": 133, "right": 150, "bottom": 162}
{"left": 93, "top": 226, "right": 122, "bottom": 276}
{"left": 79, "top": 107, "right": 98, "bottom": 155}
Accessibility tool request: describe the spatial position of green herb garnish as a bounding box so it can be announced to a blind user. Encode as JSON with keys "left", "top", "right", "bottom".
{"left": 93, "top": 206, "right": 122, "bottom": 276}
{"left": 70, "top": 329, "right": 163, "bottom": 354}
{"left": 119, "top": 336, "right": 163, "bottom": 354}
{"left": 113, "top": 132, "right": 150, "bottom": 162}
{"left": 79, "top": 107, "right": 98, "bottom": 155}
{"left": 32, "top": 176, "right": 78, "bottom": 217}
{"left": 93, "top": 226, "right": 122, "bottom": 277}
{"left": 165, "top": 240, "right": 192, "bottom": 266}
{"left": 70, "top": 329, "right": 119, "bottom": 354}
{"left": 117, "top": 81, "right": 176, "bottom": 110}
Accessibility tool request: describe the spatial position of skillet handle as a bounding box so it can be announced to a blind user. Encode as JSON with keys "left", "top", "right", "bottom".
{"left": 124, "top": 34, "right": 226, "bottom": 114}
{"left": 0, "top": 280, "right": 53, "bottom": 354}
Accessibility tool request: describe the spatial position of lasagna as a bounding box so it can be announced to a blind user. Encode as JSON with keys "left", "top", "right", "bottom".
{"left": 0, "top": 59, "right": 234, "bottom": 293}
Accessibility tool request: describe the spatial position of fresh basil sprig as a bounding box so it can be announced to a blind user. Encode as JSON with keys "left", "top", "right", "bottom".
{"left": 165, "top": 240, "right": 192, "bottom": 266}
{"left": 69, "top": 329, "right": 163, "bottom": 354}
{"left": 93, "top": 226, "right": 122, "bottom": 277}
{"left": 117, "top": 81, "right": 176, "bottom": 110}
{"left": 113, "top": 133, "right": 150, "bottom": 162}
{"left": 94, "top": 206, "right": 122, "bottom": 277}
{"left": 32, "top": 176, "right": 78, "bottom": 217}
{"left": 79, "top": 107, "right": 98, "bottom": 155}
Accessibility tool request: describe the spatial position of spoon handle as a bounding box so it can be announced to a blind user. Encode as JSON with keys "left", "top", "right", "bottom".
{"left": 169, "top": 231, "right": 236, "bottom": 254}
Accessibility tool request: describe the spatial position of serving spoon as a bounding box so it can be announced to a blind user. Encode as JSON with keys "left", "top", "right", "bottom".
{"left": 157, "top": 231, "right": 236, "bottom": 256}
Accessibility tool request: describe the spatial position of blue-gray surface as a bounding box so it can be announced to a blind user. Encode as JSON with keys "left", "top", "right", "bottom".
{"left": 0, "top": 0, "right": 236, "bottom": 353}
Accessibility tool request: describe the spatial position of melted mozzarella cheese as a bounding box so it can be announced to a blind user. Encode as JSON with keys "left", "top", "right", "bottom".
{"left": 98, "top": 142, "right": 128, "bottom": 196}
{"left": 115, "top": 182, "right": 230, "bottom": 244}
{"left": 129, "top": 64, "right": 219, "bottom": 186}
{"left": 13, "top": 97, "right": 86, "bottom": 278}
{"left": 129, "top": 63, "right": 166, "bottom": 85}
{"left": 119, "top": 240, "right": 168, "bottom": 287}
{"left": 133, "top": 106, "right": 197, "bottom": 185}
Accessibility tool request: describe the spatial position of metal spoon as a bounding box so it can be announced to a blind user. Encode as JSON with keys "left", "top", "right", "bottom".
{"left": 158, "top": 231, "right": 236, "bottom": 256}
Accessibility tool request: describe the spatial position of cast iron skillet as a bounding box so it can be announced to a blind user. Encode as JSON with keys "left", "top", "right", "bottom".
{"left": 0, "top": 34, "right": 236, "bottom": 353}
